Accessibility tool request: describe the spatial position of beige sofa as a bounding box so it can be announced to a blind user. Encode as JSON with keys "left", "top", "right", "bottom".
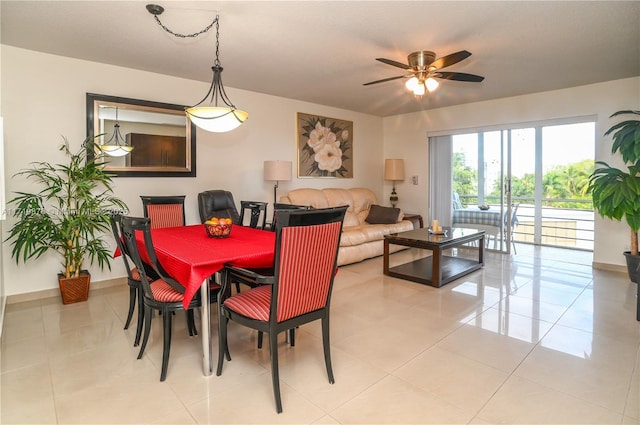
{"left": 279, "top": 188, "right": 414, "bottom": 266}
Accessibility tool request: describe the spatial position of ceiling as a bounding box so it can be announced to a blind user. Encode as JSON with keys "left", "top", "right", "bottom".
{"left": 2, "top": 1, "right": 639, "bottom": 117}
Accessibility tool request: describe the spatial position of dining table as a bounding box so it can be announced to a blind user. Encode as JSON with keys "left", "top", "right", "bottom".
{"left": 134, "top": 224, "right": 276, "bottom": 375}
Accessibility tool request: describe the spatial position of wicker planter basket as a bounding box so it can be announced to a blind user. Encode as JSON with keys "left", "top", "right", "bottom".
{"left": 57, "top": 271, "right": 91, "bottom": 304}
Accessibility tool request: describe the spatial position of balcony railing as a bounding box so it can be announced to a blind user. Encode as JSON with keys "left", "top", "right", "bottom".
{"left": 458, "top": 195, "right": 594, "bottom": 251}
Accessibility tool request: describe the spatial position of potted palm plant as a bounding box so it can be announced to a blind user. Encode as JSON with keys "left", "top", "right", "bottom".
{"left": 589, "top": 110, "right": 640, "bottom": 282}
{"left": 6, "top": 136, "right": 128, "bottom": 303}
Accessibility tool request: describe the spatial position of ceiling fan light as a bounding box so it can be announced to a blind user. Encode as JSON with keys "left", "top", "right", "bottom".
{"left": 186, "top": 106, "right": 249, "bottom": 133}
{"left": 426, "top": 77, "right": 439, "bottom": 92}
{"left": 413, "top": 84, "right": 426, "bottom": 96}
{"left": 405, "top": 77, "right": 420, "bottom": 91}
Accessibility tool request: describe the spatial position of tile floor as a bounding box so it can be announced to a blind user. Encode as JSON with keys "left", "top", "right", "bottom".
{"left": 1, "top": 245, "right": 639, "bottom": 424}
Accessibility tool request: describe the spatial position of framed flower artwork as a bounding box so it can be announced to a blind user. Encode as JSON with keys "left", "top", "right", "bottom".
{"left": 297, "top": 112, "right": 353, "bottom": 178}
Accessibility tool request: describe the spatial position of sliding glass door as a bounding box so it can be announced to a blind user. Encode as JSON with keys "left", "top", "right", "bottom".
{"left": 431, "top": 119, "right": 595, "bottom": 253}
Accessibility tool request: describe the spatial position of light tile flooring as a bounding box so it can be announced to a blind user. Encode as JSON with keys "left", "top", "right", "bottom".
{"left": 1, "top": 245, "right": 639, "bottom": 424}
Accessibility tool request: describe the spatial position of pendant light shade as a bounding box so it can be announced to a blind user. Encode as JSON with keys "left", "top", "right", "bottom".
{"left": 146, "top": 5, "right": 248, "bottom": 133}
{"left": 99, "top": 107, "right": 133, "bottom": 157}
{"left": 184, "top": 63, "right": 248, "bottom": 132}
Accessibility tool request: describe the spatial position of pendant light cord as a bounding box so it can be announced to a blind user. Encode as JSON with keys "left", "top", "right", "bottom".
{"left": 147, "top": 4, "right": 217, "bottom": 39}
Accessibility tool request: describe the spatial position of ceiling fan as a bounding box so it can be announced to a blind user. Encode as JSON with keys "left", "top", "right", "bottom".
{"left": 363, "top": 50, "right": 484, "bottom": 96}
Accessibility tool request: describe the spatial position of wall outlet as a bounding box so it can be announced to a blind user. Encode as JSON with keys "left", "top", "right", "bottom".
{"left": 411, "top": 175, "right": 419, "bottom": 185}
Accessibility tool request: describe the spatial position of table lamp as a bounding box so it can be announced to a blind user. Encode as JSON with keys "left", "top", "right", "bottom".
{"left": 264, "top": 160, "right": 292, "bottom": 204}
{"left": 384, "top": 159, "right": 405, "bottom": 207}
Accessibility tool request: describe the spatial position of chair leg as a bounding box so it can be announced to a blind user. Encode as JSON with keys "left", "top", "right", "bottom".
{"left": 186, "top": 310, "right": 198, "bottom": 336}
{"left": 321, "top": 316, "right": 335, "bottom": 384}
{"left": 137, "top": 305, "right": 153, "bottom": 359}
{"left": 289, "top": 328, "right": 295, "bottom": 347}
{"left": 134, "top": 286, "right": 144, "bottom": 346}
{"left": 269, "top": 331, "right": 283, "bottom": 413}
{"left": 257, "top": 331, "right": 264, "bottom": 349}
{"left": 216, "top": 314, "right": 230, "bottom": 375}
{"left": 160, "top": 308, "right": 172, "bottom": 381}
{"left": 124, "top": 286, "right": 136, "bottom": 330}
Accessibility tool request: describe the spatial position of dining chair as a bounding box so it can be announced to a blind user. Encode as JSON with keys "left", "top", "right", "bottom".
{"left": 239, "top": 200, "right": 268, "bottom": 230}
{"left": 140, "top": 195, "right": 186, "bottom": 229}
{"left": 109, "top": 212, "right": 149, "bottom": 346}
{"left": 231, "top": 202, "right": 311, "bottom": 342}
{"left": 270, "top": 202, "right": 310, "bottom": 231}
{"left": 197, "top": 190, "right": 241, "bottom": 224}
{"left": 217, "top": 205, "right": 348, "bottom": 413}
{"left": 121, "top": 216, "right": 217, "bottom": 381}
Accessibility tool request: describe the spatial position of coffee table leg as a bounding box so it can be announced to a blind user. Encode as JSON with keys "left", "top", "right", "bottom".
{"left": 432, "top": 247, "right": 441, "bottom": 287}
{"left": 383, "top": 239, "right": 390, "bottom": 275}
{"left": 479, "top": 235, "right": 485, "bottom": 265}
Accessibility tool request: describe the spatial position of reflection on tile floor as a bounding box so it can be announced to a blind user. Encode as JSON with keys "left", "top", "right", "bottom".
{"left": 2, "top": 245, "right": 639, "bottom": 424}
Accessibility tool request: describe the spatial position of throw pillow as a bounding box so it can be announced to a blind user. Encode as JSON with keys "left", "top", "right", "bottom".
{"left": 365, "top": 204, "right": 401, "bottom": 224}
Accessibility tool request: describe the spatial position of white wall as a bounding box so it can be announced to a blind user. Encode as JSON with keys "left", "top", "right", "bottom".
{"left": 3, "top": 45, "right": 638, "bottom": 298}
{"left": 0, "top": 46, "right": 384, "bottom": 297}
{"left": 0, "top": 7, "right": 5, "bottom": 331}
{"left": 383, "top": 77, "right": 640, "bottom": 268}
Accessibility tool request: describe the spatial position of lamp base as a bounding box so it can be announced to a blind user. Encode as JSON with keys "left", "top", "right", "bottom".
{"left": 273, "top": 181, "right": 279, "bottom": 205}
{"left": 390, "top": 185, "right": 398, "bottom": 208}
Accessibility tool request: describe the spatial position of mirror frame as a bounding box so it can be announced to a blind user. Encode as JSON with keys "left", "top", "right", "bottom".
{"left": 86, "top": 93, "right": 196, "bottom": 177}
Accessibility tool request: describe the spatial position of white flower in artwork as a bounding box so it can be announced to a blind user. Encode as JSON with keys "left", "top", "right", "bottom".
{"left": 308, "top": 122, "right": 337, "bottom": 152}
{"left": 314, "top": 143, "right": 343, "bottom": 172}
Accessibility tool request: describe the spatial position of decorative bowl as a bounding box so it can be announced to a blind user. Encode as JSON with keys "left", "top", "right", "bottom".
{"left": 204, "top": 220, "right": 232, "bottom": 238}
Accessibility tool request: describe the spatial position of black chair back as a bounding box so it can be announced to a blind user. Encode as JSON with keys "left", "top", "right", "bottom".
{"left": 110, "top": 212, "right": 135, "bottom": 278}
{"left": 270, "top": 203, "right": 310, "bottom": 231}
{"left": 239, "top": 201, "right": 268, "bottom": 230}
{"left": 121, "top": 216, "right": 185, "bottom": 295}
{"left": 197, "top": 190, "right": 241, "bottom": 224}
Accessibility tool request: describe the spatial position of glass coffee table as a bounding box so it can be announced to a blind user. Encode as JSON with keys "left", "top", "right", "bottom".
{"left": 383, "top": 227, "right": 485, "bottom": 288}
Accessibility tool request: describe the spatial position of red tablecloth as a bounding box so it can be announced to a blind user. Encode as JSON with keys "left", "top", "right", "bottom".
{"left": 136, "top": 224, "right": 275, "bottom": 308}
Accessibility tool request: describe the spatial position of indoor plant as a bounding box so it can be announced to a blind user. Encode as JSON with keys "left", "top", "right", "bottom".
{"left": 589, "top": 110, "right": 640, "bottom": 281}
{"left": 6, "top": 136, "right": 128, "bottom": 303}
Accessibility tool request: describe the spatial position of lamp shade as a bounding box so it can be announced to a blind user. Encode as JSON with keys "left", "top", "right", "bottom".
{"left": 264, "top": 160, "right": 292, "bottom": 181}
{"left": 384, "top": 159, "right": 405, "bottom": 181}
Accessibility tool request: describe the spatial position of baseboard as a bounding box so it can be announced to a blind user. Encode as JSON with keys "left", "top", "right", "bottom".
{"left": 6, "top": 277, "right": 125, "bottom": 305}
{"left": 592, "top": 261, "right": 627, "bottom": 274}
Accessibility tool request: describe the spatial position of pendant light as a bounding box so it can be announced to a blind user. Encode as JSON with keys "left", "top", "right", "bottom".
{"left": 100, "top": 107, "right": 133, "bottom": 157}
{"left": 146, "top": 4, "right": 248, "bottom": 133}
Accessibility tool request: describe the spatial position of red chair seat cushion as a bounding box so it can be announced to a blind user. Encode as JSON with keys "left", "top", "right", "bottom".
{"left": 150, "top": 279, "right": 185, "bottom": 303}
{"left": 223, "top": 285, "right": 271, "bottom": 321}
{"left": 131, "top": 267, "right": 153, "bottom": 282}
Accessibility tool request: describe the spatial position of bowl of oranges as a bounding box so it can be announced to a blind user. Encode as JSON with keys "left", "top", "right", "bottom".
{"left": 204, "top": 217, "right": 233, "bottom": 238}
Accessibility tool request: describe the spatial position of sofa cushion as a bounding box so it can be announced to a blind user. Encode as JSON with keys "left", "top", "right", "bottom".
{"left": 365, "top": 204, "right": 402, "bottom": 224}
{"left": 284, "top": 189, "right": 329, "bottom": 209}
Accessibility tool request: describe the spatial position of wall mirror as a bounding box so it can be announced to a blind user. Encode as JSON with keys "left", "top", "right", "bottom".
{"left": 86, "top": 93, "right": 196, "bottom": 177}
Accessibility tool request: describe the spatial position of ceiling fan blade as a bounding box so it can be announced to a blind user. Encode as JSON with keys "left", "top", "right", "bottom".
{"left": 436, "top": 71, "right": 485, "bottom": 82}
{"left": 430, "top": 50, "right": 472, "bottom": 70}
{"left": 363, "top": 75, "right": 407, "bottom": 86}
{"left": 376, "top": 58, "right": 411, "bottom": 70}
